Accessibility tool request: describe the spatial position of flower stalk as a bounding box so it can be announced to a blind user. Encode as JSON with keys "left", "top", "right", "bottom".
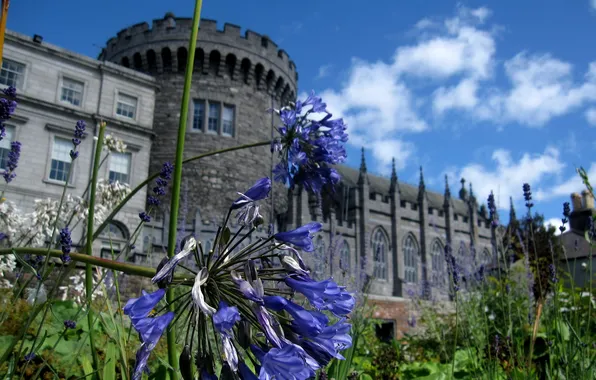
{"left": 165, "top": 0, "right": 204, "bottom": 377}
{"left": 85, "top": 121, "right": 106, "bottom": 375}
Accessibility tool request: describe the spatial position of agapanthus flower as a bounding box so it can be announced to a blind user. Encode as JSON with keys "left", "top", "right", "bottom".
{"left": 272, "top": 91, "right": 347, "bottom": 194}
{"left": 3, "top": 141, "right": 21, "bottom": 183}
{"left": 232, "top": 177, "right": 271, "bottom": 226}
{"left": 130, "top": 178, "right": 354, "bottom": 379}
{"left": 123, "top": 288, "right": 174, "bottom": 379}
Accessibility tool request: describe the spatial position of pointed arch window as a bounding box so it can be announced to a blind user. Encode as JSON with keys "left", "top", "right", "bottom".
{"left": 431, "top": 240, "right": 444, "bottom": 287}
{"left": 339, "top": 240, "right": 350, "bottom": 271}
{"left": 372, "top": 228, "right": 388, "bottom": 280}
{"left": 403, "top": 235, "right": 418, "bottom": 283}
{"left": 314, "top": 236, "right": 325, "bottom": 278}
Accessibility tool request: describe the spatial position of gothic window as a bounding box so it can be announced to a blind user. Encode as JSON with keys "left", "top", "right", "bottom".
{"left": 431, "top": 240, "right": 444, "bottom": 287}
{"left": 314, "top": 236, "right": 325, "bottom": 277}
{"left": 481, "top": 248, "right": 491, "bottom": 265}
{"left": 100, "top": 222, "right": 128, "bottom": 257}
{"left": 339, "top": 240, "right": 350, "bottom": 271}
{"left": 403, "top": 234, "right": 418, "bottom": 283}
{"left": 372, "top": 228, "right": 388, "bottom": 280}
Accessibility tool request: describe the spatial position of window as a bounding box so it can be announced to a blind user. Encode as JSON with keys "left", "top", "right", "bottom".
{"left": 116, "top": 93, "right": 138, "bottom": 119}
{"left": 411, "top": 203, "right": 418, "bottom": 211}
{"left": 428, "top": 207, "right": 433, "bottom": 215}
{"left": 49, "top": 137, "right": 72, "bottom": 182}
{"left": 339, "top": 240, "right": 350, "bottom": 271}
{"left": 208, "top": 102, "right": 220, "bottom": 132}
{"left": 403, "top": 235, "right": 418, "bottom": 283}
{"left": 0, "top": 126, "right": 15, "bottom": 170}
{"left": 222, "top": 105, "right": 235, "bottom": 136}
{"left": 431, "top": 240, "right": 444, "bottom": 287}
{"left": 372, "top": 228, "right": 388, "bottom": 280}
{"left": 193, "top": 100, "right": 205, "bottom": 130}
{"left": 109, "top": 152, "right": 131, "bottom": 184}
{"left": 0, "top": 59, "right": 25, "bottom": 88}
{"left": 60, "top": 77, "right": 84, "bottom": 106}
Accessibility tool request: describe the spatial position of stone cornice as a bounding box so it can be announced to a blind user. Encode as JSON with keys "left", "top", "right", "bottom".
{"left": 5, "top": 30, "right": 159, "bottom": 89}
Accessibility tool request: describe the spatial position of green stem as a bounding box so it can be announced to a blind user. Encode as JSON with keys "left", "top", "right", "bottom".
{"left": 92, "top": 140, "right": 269, "bottom": 241}
{"left": 84, "top": 122, "right": 106, "bottom": 378}
{"left": 166, "top": 1, "right": 204, "bottom": 378}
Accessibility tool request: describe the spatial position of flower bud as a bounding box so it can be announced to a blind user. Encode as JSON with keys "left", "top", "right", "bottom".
{"left": 179, "top": 345, "right": 194, "bottom": 380}
{"left": 155, "top": 256, "right": 174, "bottom": 289}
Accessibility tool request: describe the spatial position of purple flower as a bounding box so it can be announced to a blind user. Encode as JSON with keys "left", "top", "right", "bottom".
{"left": 69, "top": 120, "right": 86, "bottom": 160}
{"left": 130, "top": 312, "right": 175, "bottom": 379}
{"left": 274, "top": 222, "right": 322, "bottom": 252}
{"left": 213, "top": 301, "right": 241, "bottom": 337}
{"left": 263, "top": 296, "right": 329, "bottom": 337}
{"left": 145, "top": 162, "right": 173, "bottom": 207}
{"left": 59, "top": 227, "right": 72, "bottom": 264}
{"left": 523, "top": 183, "right": 533, "bottom": 208}
{"left": 2, "top": 86, "right": 16, "bottom": 98}
{"left": 3, "top": 141, "right": 21, "bottom": 183}
{"left": 238, "top": 361, "right": 259, "bottom": 380}
{"left": 285, "top": 274, "right": 354, "bottom": 316}
{"left": 24, "top": 352, "right": 35, "bottom": 361}
{"left": 132, "top": 345, "right": 151, "bottom": 380}
{"left": 272, "top": 91, "right": 347, "bottom": 194}
{"left": 299, "top": 319, "right": 352, "bottom": 366}
{"left": 139, "top": 212, "right": 151, "bottom": 223}
{"left": 123, "top": 288, "right": 165, "bottom": 324}
{"left": 258, "top": 343, "right": 317, "bottom": 380}
{"left": 232, "top": 177, "right": 271, "bottom": 210}
{"left": 64, "top": 320, "right": 76, "bottom": 329}
{"left": 152, "top": 237, "right": 196, "bottom": 284}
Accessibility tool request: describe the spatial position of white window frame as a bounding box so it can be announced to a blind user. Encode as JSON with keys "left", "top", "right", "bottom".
{"left": 0, "top": 125, "right": 16, "bottom": 171}
{"left": 108, "top": 151, "right": 132, "bottom": 185}
{"left": 47, "top": 136, "right": 74, "bottom": 184}
{"left": 59, "top": 76, "right": 85, "bottom": 107}
{"left": 192, "top": 99, "right": 206, "bottom": 131}
{"left": 0, "top": 58, "right": 26, "bottom": 89}
{"left": 114, "top": 91, "right": 138, "bottom": 121}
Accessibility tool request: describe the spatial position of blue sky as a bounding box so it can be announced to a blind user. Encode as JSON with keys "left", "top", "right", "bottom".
{"left": 8, "top": 0, "right": 596, "bottom": 228}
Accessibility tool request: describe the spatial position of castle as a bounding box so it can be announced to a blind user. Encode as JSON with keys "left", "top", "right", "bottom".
{"left": 2, "top": 13, "right": 498, "bottom": 336}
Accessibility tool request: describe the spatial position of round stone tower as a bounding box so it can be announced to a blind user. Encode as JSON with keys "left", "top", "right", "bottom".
{"left": 100, "top": 13, "right": 298, "bottom": 225}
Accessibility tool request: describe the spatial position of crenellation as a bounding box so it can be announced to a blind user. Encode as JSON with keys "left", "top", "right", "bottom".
{"left": 223, "top": 23, "right": 242, "bottom": 36}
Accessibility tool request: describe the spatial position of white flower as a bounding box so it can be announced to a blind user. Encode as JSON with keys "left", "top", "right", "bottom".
{"left": 103, "top": 134, "right": 127, "bottom": 153}
{"left": 192, "top": 268, "right": 216, "bottom": 315}
{"left": 488, "top": 313, "right": 495, "bottom": 321}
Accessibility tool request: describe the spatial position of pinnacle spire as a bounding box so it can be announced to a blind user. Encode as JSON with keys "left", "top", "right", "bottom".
{"left": 419, "top": 166, "right": 425, "bottom": 189}
{"left": 390, "top": 157, "right": 398, "bottom": 191}
{"left": 358, "top": 147, "right": 368, "bottom": 185}
{"left": 444, "top": 175, "right": 451, "bottom": 198}
{"left": 459, "top": 177, "right": 468, "bottom": 200}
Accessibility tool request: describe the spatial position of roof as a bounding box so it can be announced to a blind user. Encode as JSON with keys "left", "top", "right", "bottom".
{"left": 335, "top": 165, "right": 473, "bottom": 216}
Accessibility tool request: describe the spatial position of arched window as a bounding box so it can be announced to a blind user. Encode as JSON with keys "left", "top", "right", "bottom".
{"left": 403, "top": 234, "right": 418, "bottom": 283}
{"left": 133, "top": 52, "right": 143, "bottom": 70}
{"left": 240, "top": 58, "right": 251, "bottom": 84}
{"left": 339, "top": 240, "right": 350, "bottom": 271}
{"left": 431, "top": 240, "right": 444, "bottom": 287}
{"left": 147, "top": 50, "right": 157, "bottom": 72}
{"left": 209, "top": 50, "right": 221, "bottom": 76}
{"left": 177, "top": 47, "right": 188, "bottom": 72}
{"left": 121, "top": 56, "right": 130, "bottom": 68}
{"left": 254, "top": 64, "right": 264, "bottom": 88}
{"left": 481, "top": 248, "right": 491, "bottom": 265}
{"left": 372, "top": 228, "right": 388, "bottom": 280}
{"left": 194, "top": 48, "right": 204, "bottom": 72}
{"left": 161, "top": 47, "right": 172, "bottom": 72}
{"left": 225, "top": 54, "right": 237, "bottom": 79}
{"left": 100, "top": 222, "right": 128, "bottom": 256}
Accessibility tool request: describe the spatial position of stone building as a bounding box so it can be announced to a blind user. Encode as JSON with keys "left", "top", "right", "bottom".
{"left": 0, "top": 29, "right": 157, "bottom": 253}
{"left": 98, "top": 13, "right": 495, "bottom": 335}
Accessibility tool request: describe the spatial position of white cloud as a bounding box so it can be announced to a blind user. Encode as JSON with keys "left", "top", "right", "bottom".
{"left": 545, "top": 218, "right": 563, "bottom": 236}
{"left": 586, "top": 108, "right": 596, "bottom": 125}
{"left": 592, "top": 0, "right": 596, "bottom": 10}
{"left": 317, "top": 64, "right": 332, "bottom": 79}
{"left": 433, "top": 78, "right": 479, "bottom": 113}
{"left": 455, "top": 147, "right": 565, "bottom": 209}
{"left": 535, "top": 163, "right": 596, "bottom": 201}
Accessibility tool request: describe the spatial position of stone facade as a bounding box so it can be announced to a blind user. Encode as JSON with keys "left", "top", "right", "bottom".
{"left": 0, "top": 30, "right": 157, "bottom": 254}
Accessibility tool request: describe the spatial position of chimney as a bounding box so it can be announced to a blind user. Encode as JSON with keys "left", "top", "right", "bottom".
{"left": 571, "top": 192, "right": 582, "bottom": 211}
{"left": 582, "top": 190, "right": 594, "bottom": 209}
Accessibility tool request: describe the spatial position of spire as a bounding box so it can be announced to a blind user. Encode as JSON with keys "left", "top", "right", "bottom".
{"left": 509, "top": 196, "right": 517, "bottom": 223}
{"left": 418, "top": 166, "right": 425, "bottom": 191}
{"left": 358, "top": 147, "right": 368, "bottom": 185}
{"left": 444, "top": 175, "right": 451, "bottom": 198}
{"left": 390, "top": 157, "right": 398, "bottom": 191}
{"left": 459, "top": 178, "right": 468, "bottom": 200}
{"left": 469, "top": 183, "right": 476, "bottom": 203}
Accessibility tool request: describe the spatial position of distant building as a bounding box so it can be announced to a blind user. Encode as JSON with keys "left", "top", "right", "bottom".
{"left": 559, "top": 190, "right": 595, "bottom": 288}
{"left": 1, "top": 30, "right": 157, "bottom": 254}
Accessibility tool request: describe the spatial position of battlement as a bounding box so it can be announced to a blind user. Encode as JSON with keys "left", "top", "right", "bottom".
{"left": 101, "top": 13, "right": 298, "bottom": 95}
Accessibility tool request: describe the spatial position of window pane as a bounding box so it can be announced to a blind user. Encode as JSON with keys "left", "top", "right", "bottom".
{"left": 109, "top": 152, "right": 131, "bottom": 184}
{"left": 208, "top": 103, "right": 220, "bottom": 132}
{"left": 49, "top": 138, "right": 72, "bottom": 182}
{"left": 61, "top": 78, "right": 84, "bottom": 106}
{"left": 193, "top": 100, "right": 205, "bottom": 130}
{"left": 0, "top": 59, "right": 25, "bottom": 88}
{"left": 0, "top": 126, "right": 14, "bottom": 170}
{"left": 116, "top": 93, "right": 138, "bottom": 119}
{"left": 222, "top": 105, "right": 235, "bottom": 136}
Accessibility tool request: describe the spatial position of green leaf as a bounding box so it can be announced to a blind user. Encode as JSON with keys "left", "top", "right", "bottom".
{"left": 220, "top": 226, "right": 231, "bottom": 247}
{"left": 148, "top": 364, "right": 169, "bottom": 380}
{"left": 79, "top": 355, "right": 94, "bottom": 377}
{"left": 557, "top": 321, "right": 570, "bottom": 341}
{"left": 103, "top": 343, "right": 117, "bottom": 380}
